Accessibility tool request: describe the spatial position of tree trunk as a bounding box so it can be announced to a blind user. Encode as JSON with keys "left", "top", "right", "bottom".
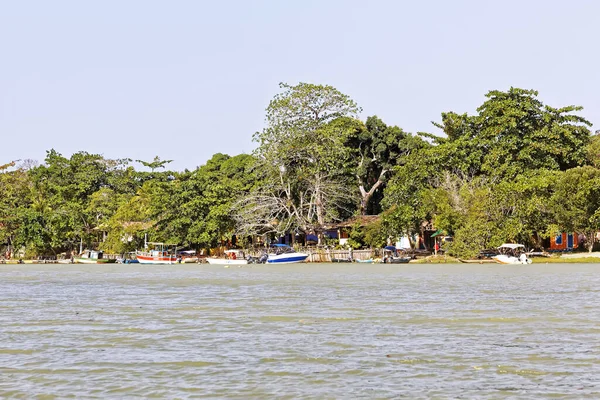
{"left": 587, "top": 231, "right": 595, "bottom": 253}
{"left": 358, "top": 170, "right": 387, "bottom": 215}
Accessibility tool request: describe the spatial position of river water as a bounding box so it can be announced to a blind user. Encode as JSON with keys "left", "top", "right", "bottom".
{"left": 1, "top": 263, "right": 599, "bottom": 398}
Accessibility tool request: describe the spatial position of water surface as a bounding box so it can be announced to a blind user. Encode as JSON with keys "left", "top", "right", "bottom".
{"left": 1, "top": 263, "right": 599, "bottom": 398}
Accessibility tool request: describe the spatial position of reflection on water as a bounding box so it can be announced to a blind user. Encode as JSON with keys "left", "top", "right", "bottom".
{"left": 1, "top": 263, "right": 599, "bottom": 398}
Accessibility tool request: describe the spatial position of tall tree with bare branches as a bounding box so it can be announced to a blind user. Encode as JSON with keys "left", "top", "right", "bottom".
{"left": 235, "top": 83, "right": 360, "bottom": 242}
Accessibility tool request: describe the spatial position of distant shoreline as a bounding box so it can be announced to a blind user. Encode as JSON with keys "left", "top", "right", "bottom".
{"left": 3, "top": 258, "right": 600, "bottom": 265}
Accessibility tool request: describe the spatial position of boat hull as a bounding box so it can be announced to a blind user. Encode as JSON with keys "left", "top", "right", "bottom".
{"left": 493, "top": 255, "right": 532, "bottom": 265}
{"left": 458, "top": 259, "right": 496, "bottom": 264}
{"left": 206, "top": 258, "right": 248, "bottom": 265}
{"left": 384, "top": 257, "right": 411, "bottom": 264}
{"left": 355, "top": 259, "right": 374, "bottom": 263}
{"left": 74, "top": 258, "right": 116, "bottom": 264}
{"left": 266, "top": 253, "right": 309, "bottom": 264}
{"left": 136, "top": 255, "right": 178, "bottom": 264}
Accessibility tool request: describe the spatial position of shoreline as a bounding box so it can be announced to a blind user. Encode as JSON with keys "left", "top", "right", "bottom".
{"left": 3, "top": 258, "right": 600, "bottom": 265}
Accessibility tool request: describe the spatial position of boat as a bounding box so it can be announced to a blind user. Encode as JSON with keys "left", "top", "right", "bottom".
{"left": 206, "top": 249, "right": 248, "bottom": 265}
{"left": 117, "top": 252, "right": 140, "bottom": 264}
{"left": 247, "top": 253, "right": 268, "bottom": 264}
{"left": 267, "top": 244, "right": 309, "bottom": 264}
{"left": 382, "top": 246, "right": 412, "bottom": 264}
{"left": 136, "top": 242, "right": 178, "bottom": 264}
{"left": 493, "top": 244, "right": 532, "bottom": 264}
{"left": 74, "top": 250, "right": 117, "bottom": 264}
{"left": 458, "top": 258, "right": 497, "bottom": 264}
{"left": 178, "top": 250, "right": 200, "bottom": 263}
{"left": 355, "top": 258, "right": 375, "bottom": 263}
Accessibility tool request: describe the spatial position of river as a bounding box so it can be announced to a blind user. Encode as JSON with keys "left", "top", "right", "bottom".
{"left": 1, "top": 263, "right": 599, "bottom": 398}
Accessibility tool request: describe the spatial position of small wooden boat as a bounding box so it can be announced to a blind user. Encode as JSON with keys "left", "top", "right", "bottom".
{"left": 382, "top": 246, "right": 412, "bottom": 263}
{"left": 331, "top": 257, "right": 354, "bottom": 263}
{"left": 458, "top": 258, "right": 496, "bottom": 264}
{"left": 136, "top": 242, "right": 178, "bottom": 264}
{"left": 74, "top": 250, "right": 117, "bottom": 264}
{"left": 206, "top": 249, "right": 248, "bottom": 265}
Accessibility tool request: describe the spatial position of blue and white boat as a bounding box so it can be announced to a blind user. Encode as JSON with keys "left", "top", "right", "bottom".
{"left": 267, "top": 244, "right": 309, "bottom": 264}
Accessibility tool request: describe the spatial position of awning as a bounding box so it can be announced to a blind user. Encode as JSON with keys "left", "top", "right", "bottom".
{"left": 430, "top": 229, "right": 444, "bottom": 237}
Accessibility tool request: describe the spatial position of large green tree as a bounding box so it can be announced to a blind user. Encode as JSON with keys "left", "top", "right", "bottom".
{"left": 151, "top": 153, "right": 256, "bottom": 249}
{"left": 0, "top": 161, "right": 34, "bottom": 257}
{"left": 26, "top": 150, "right": 137, "bottom": 253}
{"left": 344, "top": 116, "right": 427, "bottom": 215}
{"left": 383, "top": 87, "right": 592, "bottom": 251}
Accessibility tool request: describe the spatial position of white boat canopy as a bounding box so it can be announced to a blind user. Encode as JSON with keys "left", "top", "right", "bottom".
{"left": 498, "top": 243, "right": 525, "bottom": 249}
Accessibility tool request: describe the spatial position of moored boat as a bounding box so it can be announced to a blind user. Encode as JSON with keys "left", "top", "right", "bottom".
{"left": 179, "top": 250, "right": 200, "bottom": 263}
{"left": 74, "top": 250, "right": 117, "bottom": 264}
{"left": 493, "top": 244, "right": 532, "bottom": 264}
{"left": 136, "top": 242, "right": 178, "bottom": 264}
{"left": 267, "top": 244, "right": 309, "bottom": 264}
{"left": 206, "top": 249, "right": 248, "bottom": 265}
{"left": 382, "top": 246, "right": 412, "bottom": 264}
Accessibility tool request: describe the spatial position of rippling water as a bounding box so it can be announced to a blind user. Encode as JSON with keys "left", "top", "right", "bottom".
{"left": 1, "top": 263, "right": 599, "bottom": 398}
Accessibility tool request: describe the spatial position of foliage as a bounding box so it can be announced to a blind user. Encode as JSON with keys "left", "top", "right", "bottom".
{"left": 346, "top": 223, "right": 365, "bottom": 249}
{"left": 383, "top": 87, "right": 593, "bottom": 256}
{"left": 1, "top": 85, "right": 598, "bottom": 259}
{"left": 362, "top": 218, "right": 388, "bottom": 249}
{"left": 238, "top": 82, "right": 361, "bottom": 240}
{"left": 344, "top": 116, "right": 427, "bottom": 215}
{"left": 550, "top": 166, "right": 600, "bottom": 252}
{"left": 587, "top": 132, "right": 600, "bottom": 168}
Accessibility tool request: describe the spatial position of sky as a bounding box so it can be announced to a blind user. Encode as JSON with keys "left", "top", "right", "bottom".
{"left": 2, "top": 0, "right": 599, "bottom": 171}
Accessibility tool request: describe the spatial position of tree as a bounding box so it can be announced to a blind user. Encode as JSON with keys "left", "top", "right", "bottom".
{"left": 382, "top": 87, "right": 592, "bottom": 252}
{"left": 587, "top": 131, "right": 600, "bottom": 168}
{"left": 238, "top": 82, "right": 361, "bottom": 241}
{"left": 550, "top": 166, "right": 600, "bottom": 252}
{"left": 26, "top": 150, "right": 135, "bottom": 253}
{"left": 344, "top": 116, "right": 427, "bottom": 215}
{"left": 136, "top": 156, "right": 173, "bottom": 172}
{"left": 102, "top": 183, "right": 154, "bottom": 254}
{"left": 152, "top": 153, "right": 257, "bottom": 249}
{"left": 0, "top": 161, "right": 34, "bottom": 257}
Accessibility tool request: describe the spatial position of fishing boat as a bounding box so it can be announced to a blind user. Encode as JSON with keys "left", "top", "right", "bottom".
{"left": 382, "top": 246, "right": 412, "bottom": 264}
{"left": 74, "top": 250, "right": 117, "bottom": 264}
{"left": 493, "top": 244, "right": 532, "bottom": 264}
{"left": 267, "top": 244, "right": 309, "bottom": 264}
{"left": 136, "top": 242, "right": 178, "bottom": 264}
{"left": 206, "top": 249, "right": 248, "bottom": 265}
{"left": 179, "top": 250, "right": 200, "bottom": 263}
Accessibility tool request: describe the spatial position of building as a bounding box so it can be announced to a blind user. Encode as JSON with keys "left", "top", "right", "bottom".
{"left": 549, "top": 232, "right": 578, "bottom": 251}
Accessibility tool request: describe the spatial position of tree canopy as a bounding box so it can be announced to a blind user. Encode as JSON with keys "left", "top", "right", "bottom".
{"left": 2, "top": 84, "right": 598, "bottom": 258}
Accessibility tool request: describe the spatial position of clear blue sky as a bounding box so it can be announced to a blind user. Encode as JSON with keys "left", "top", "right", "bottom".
{"left": 2, "top": 0, "right": 598, "bottom": 171}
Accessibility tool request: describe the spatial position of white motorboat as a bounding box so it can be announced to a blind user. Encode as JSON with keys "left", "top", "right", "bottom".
{"left": 206, "top": 249, "right": 248, "bottom": 265}
{"left": 493, "top": 244, "right": 532, "bottom": 264}
{"left": 267, "top": 244, "right": 309, "bottom": 264}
